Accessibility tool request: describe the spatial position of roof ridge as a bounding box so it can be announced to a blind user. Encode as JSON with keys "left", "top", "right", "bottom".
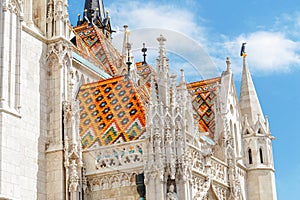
{"left": 94, "top": 27, "right": 118, "bottom": 74}
{"left": 187, "top": 77, "right": 221, "bottom": 87}
{"left": 81, "top": 75, "right": 124, "bottom": 88}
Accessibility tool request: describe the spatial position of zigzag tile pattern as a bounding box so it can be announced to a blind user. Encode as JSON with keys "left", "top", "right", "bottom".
{"left": 136, "top": 62, "right": 153, "bottom": 81}
{"left": 187, "top": 77, "right": 220, "bottom": 138}
{"left": 73, "top": 24, "right": 125, "bottom": 76}
{"left": 78, "top": 76, "right": 146, "bottom": 149}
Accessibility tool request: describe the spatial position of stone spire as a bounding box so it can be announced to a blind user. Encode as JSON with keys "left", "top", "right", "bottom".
{"left": 239, "top": 57, "right": 264, "bottom": 125}
{"left": 122, "top": 25, "right": 129, "bottom": 63}
{"left": 240, "top": 57, "right": 277, "bottom": 200}
{"left": 156, "top": 34, "right": 170, "bottom": 106}
{"left": 226, "top": 57, "right": 232, "bottom": 73}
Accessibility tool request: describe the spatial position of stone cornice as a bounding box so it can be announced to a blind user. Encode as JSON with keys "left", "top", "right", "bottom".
{"left": 22, "top": 24, "right": 47, "bottom": 43}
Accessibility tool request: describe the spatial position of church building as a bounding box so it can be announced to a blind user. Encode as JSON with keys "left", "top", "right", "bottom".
{"left": 0, "top": 0, "right": 277, "bottom": 199}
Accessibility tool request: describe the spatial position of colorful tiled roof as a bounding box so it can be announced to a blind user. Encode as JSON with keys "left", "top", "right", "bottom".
{"left": 136, "top": 62, "right": 153, "bottom": 81}
{"left": 73, "top": 24, "right": 126, "bottom": 76}
{"left": 135, "top": 62, "right": 153, "bottom": 104}
{"left": 187, "top": 77, "right": 220, "bottom": 138}
{"left": 78, "top": 76, "right": 146, "bottom": 149}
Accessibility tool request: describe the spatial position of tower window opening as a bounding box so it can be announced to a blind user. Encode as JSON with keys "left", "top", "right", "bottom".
{"left": 248, "top": 149, "right": 253, "bottom": 164}
{"left": 258, "top": 128, "right": 261, "bottom": 134}
{"left": 259, "top": 148, "right": 264, "bottom": 163}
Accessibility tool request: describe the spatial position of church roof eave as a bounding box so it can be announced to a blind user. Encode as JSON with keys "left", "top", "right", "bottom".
{"left": 72, "top": 51, "right": 111, "bottom": 79}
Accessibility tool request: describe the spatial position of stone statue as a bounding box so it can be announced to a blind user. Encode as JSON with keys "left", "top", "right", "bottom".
{"left": 167, "top": 184, "right": 178, "bottom": 200}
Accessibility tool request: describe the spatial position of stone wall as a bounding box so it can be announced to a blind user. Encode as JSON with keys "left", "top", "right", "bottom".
{"left": 247, "top": 169, "right": 277, "bottom": 200}
{"left": 0, "top": 27, "right": 47, "bottom": 199}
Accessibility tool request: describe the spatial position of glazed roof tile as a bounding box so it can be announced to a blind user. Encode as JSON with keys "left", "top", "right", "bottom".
{"left": 73, "top": 24, "right": 126, "bottom": 76}
{"left": 187, "top": 77, "right": 221, "bottom": 138}
{"left": 78, "top": 76, "right": 146, "bottom": 149}
{"left": 136, "top": 62, "right": 153, "bottom": 81}
{"left": 135, "top": 62, "right": 153, "bottom": 104}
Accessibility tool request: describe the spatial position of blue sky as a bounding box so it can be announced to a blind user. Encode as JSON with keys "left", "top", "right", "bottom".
{"left": 68, "top": 0, "right": 300, "bottom": 199}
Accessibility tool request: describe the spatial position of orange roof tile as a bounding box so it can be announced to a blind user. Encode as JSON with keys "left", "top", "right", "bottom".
{"left": 78, "top": 76, "right": 146, "bottom": 149}
{"left": 187, "top": 77, "right": 221, "bottom": 138}
{"left": 73, "top": 24, "right": 126, "bottom": 76}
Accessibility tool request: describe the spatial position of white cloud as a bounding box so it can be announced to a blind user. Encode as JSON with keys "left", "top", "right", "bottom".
{"left": 107, "top": 1, "right": 219, "bottom": 80}
{"left": 219, "top": 31, "right": 300, "bottom": 75}
{"left": 69, "top": 1, "right": 300, "bottom": 77}
{"left": 107, "top": 1, "right": 300, "bottom": 77}
{"left": 107, "top": 1, "right": 205, "bottom": 41}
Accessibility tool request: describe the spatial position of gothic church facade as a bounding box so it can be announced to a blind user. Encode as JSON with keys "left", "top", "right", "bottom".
{"left": 0, "top": 0, "right": 277, "bottom": 199}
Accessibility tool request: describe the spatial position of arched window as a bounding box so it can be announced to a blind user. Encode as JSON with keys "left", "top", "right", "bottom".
{"left": 248, "top": 149, "right": 253, "bottom": 164}
{"left": 259, "top": 148, "right": 264, "bottom": 163}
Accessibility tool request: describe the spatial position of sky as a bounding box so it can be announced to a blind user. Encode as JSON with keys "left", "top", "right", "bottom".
{"left": 68, "top": 0, "right": 300, "bottom": 199}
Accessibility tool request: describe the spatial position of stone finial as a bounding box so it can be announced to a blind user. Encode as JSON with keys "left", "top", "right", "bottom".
{"left": 157, "top": 34, "right": 167, "bottom": 57}
{"left": 226, "top": 57, "right": 231, "bottom": 72}
{"left": 265, "top": 115, "right": 270, "bottom": 133}
{"left": 180, "top": 69, "right": 185, "bottom": 83}
{"left": 157, "top": 34, "right": 167, "bottom": 46}
{"left": 122, "top": 25, "right": 129, "bottom": 62}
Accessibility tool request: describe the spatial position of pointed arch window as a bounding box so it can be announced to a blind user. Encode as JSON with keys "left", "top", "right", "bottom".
{"left": 248, "top": 149, "right": 253, "bottom": 164}
{"left": 259, "top": 148, "right": 264, "bottom": 163}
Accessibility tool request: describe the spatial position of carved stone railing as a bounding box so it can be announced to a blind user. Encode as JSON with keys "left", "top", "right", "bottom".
{"left": 189, "top": 144, "right": 205, "bottom": 175}
{"left": 188, "top": 144, "right": 228, "bottom": 186}
{"left": 211, "top": 157, "right": 228, "bottom": 186}
{"left": 83, "top": 139, "right": 146, "bottom": 176}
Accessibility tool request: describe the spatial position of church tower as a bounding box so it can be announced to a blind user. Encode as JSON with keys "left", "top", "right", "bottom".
{"left": 240, "top": 56, "right": 277, "bottom": 200}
